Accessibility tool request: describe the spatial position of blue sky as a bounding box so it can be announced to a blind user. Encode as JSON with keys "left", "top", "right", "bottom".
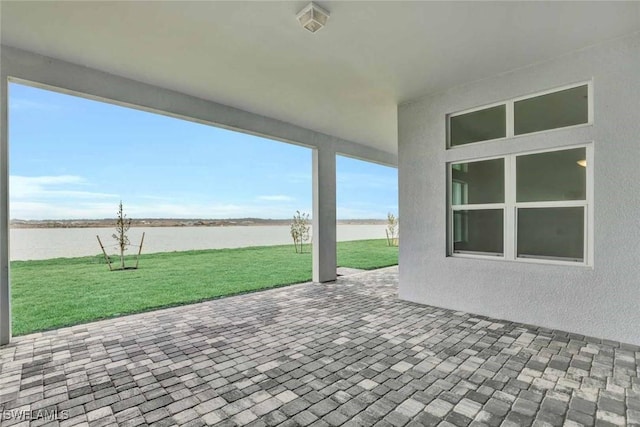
{"left": 9, "top": 82, "right": 397, "bottom": 220}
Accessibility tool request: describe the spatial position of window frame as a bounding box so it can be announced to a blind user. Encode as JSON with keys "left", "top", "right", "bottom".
{"left": 448, "top": 154, "right": 507, "bottom": 258}
{"left": 448, "top": 143, "right": 593, "bottom": 266}
{"left": 447, "top": 81, "right": 593, "bottom": 149}
{"left": 446, "top": 101, "right": 508, "bottom": 148}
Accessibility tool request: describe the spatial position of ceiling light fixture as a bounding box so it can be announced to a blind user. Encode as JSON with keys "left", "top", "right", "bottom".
{"left": 296, "top": 2, "right": 330, "bottom": 33}
{"left": 577, "top": 159, "right": 587, "bottom": 167}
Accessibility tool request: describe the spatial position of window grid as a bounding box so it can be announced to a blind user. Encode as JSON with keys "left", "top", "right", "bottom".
{"left": 447, "top": 81, "right": 592, "bottom": 149}
{"left": 449, "top": 144, "right": 591, "bottom": 266}
{"left": 449, "top": 156, "right": 506, "bottom": 258}
{"left": 513, "top": 204, "right": 588, "bottom": 264}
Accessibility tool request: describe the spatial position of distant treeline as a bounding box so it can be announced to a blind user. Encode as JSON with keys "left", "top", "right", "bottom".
{"left": 10, "top": 218, "right": 387, "bottom": 229}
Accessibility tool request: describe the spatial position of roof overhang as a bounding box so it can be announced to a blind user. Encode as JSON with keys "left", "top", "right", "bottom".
{"left": 1, "top": 1, "right": 639, "bottom": 156}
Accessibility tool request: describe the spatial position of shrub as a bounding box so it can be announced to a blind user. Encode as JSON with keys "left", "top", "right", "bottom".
{"left": 290, "top": 210, "right": 311, "bottom": 253}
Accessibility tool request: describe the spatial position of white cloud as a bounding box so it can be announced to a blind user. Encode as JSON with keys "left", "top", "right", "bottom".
{"left": 9, "top": 176, "right": 310, "bottom": 220}
{"left": 9, "top": 175, "right": 120, "bottom": 219}
{"left": 10, "top": 201, "right": 118, "bottom": 220}
{"left": 10, "top": 198, "right": 310, "bottom": 220}
{"left": 10, "top": 175, "right": 118, "bottom": 201}
{"left": 257, "top": 195, "right": 294, "bottom": 202}
{"left": 124, "top": 202, "right": 307, "bottom": 220}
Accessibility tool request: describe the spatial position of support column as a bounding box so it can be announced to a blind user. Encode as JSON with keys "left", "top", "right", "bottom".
{"left": 0, "top": 73, "right": 10, "bottom": 346}
{"left": 312, "top": 147, "right": 337, "bottom": 283}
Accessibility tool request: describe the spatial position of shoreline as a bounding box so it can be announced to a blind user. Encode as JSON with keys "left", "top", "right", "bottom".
{"left": 10, "top": 224, "right": 390, "bottom": 261}
{"left": 10, "top": 218, "right": 387, "bottom": 229}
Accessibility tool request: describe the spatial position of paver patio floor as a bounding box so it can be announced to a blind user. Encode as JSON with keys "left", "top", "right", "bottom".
{"left": 0, "top": 266, "right": 639, "bottom": 427}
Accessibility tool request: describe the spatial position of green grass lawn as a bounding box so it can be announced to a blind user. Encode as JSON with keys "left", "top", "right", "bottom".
{"left": 10, "top": 239, "right": 397, "bottom": 336}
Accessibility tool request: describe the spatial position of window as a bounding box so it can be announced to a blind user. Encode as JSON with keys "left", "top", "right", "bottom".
{"left": 516, "top": 148, "right": 586, "bottom": 202}
{"left": 451, "top": 158, "right": 505, "bottom": 255}
{"left": 514, "top": 85, "right": 589, "bottom": 136}
{"left": 453, "top": 209, "right": 504, "bottom": 256}
{"left": 517, "top": 207, "right": 584, "bottom": 261}
{"left": 451, "top": 159, "right": 504, "bottom": 256}
{"left": 449, "top": 146, "right": 590, "bottom": 265}
{"left": 515, "top": 147, "right": 587, "bottom": 262}
{"left": 449, "top": 105, "right": 506, "bottom": 147}
{"left": 447, "top": 83, "right": 591, "bottom": 148}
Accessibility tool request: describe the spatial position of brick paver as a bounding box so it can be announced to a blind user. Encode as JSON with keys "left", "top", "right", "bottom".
{"left": 0, "top": 266, "right": 638, "bottom": 426}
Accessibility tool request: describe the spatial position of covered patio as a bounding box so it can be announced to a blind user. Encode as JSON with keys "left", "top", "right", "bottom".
{"left": 2, "top": 1, "right": 640, "bottom": 345}
{"left": 2, "top": 2, "right": 640, "bottom": 426}
{"left": 1, "top": 267, "right": 638, "bottom": 426}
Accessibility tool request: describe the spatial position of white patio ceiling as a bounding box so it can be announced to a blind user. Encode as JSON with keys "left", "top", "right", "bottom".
{"left": 1, "top": 1, "right": 639, "bottom": 155}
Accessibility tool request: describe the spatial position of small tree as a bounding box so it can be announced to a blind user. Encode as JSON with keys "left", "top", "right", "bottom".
{"left": 290, "top": 210, "right": 310, "bottom": 253}
{"left": 385, "top": 212, "right": 398, "bottom": 247}
{"left": 112, "top": 201, "right": 131, "bottom": 269}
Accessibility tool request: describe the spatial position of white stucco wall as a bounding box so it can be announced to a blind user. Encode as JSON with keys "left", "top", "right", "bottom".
{"left": 398, "top": 33, "right": 640, "bottom": 345}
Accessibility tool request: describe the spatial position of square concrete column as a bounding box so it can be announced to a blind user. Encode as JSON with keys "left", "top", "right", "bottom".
{"left": 312, "top": 147, "right": 337, "bottom": 283}
{"left": 0, "top": 76, "right": 10, "bottom": 345}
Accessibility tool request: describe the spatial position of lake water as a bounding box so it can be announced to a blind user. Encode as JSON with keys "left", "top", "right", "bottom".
{"left": 9, "top": 225, "right": 389, "bottom": 261}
